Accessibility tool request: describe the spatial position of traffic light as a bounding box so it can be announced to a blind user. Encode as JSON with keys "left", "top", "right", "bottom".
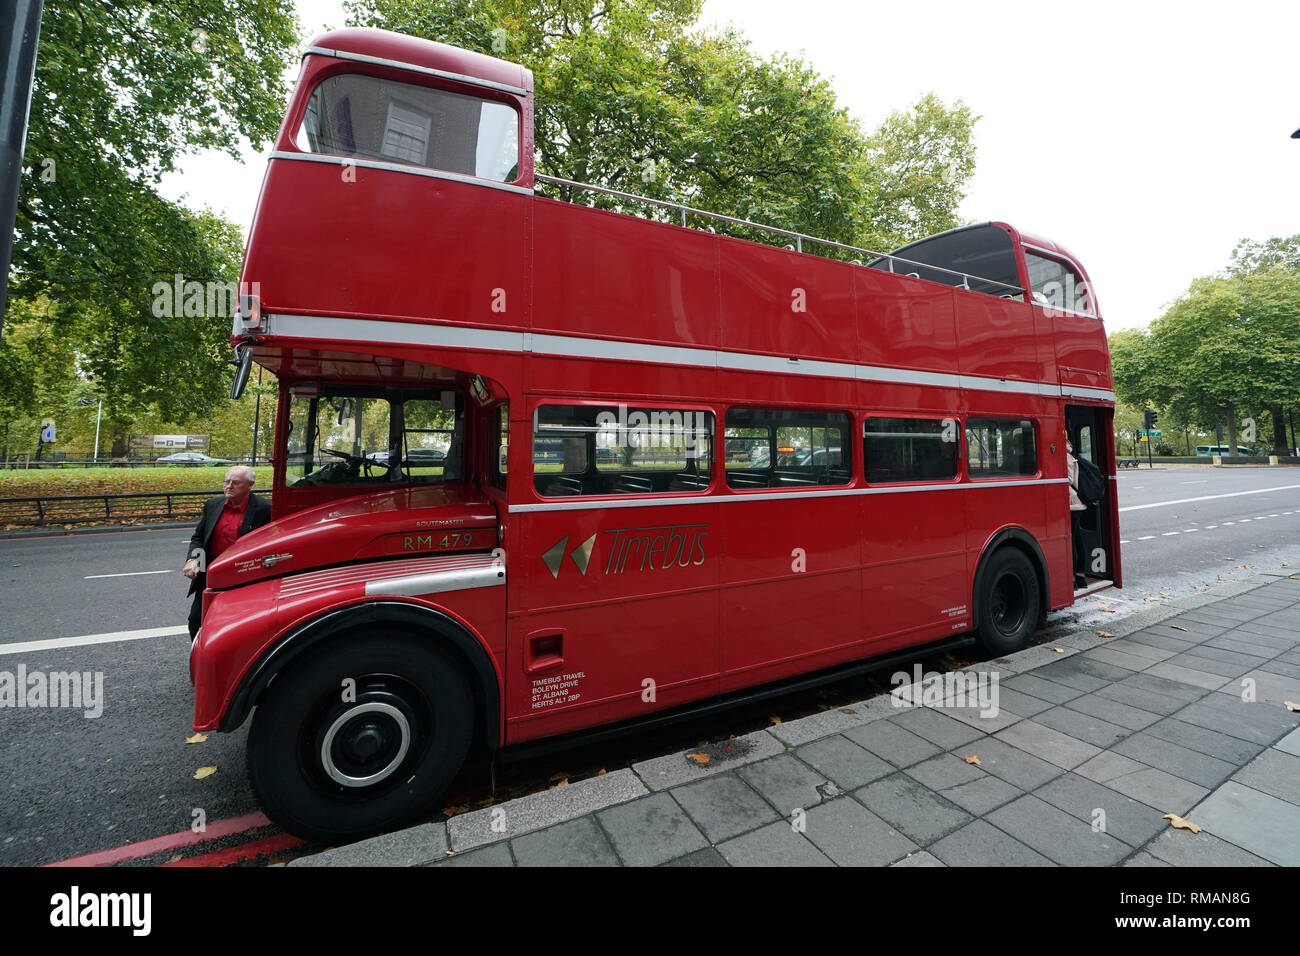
{"left": 1143, "top": 409, "right": 1158, "bottom": 430}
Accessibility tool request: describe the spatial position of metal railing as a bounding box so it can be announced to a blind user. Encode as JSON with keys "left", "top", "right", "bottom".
{"left": 0, "top": 490, "right": 219, "bottom": 528}
{"left": 0, "top": 457, "right": 271, "bottom": 470}
{"left": 534, "top": 173, "right": 1025, "bottom": 297}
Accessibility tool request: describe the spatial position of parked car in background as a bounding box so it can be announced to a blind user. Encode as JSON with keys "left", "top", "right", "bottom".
{"left": 366, "top": 448, "right": 447, "bottom": 466}
{"left": 1194, "top": 445, "right": 1256, "bottom": 457}
{"left": 155, "top": 452, "right": 231, "bottom": 466}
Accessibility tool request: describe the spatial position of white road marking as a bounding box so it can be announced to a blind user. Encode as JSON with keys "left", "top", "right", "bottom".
{"left": 1179, "top": 480, "right": 1208, "bottom": 485}
{"left": 1224, "top": 521, "right": 1235, "bottom": 525}
{"left": 84, "top": 570, "right": 174, "bottom": 580}
{"left": 1162, "top": 532, "right": 1180, "bottom": 536}
{"left": 0, "top": 625, "right": 186, "bottom": 656}
{"left": 1206, "top": 525, "right": 1218, "bottom": 529}
{"left": 1138, "top": 535, "right": 1156, "bottom": 540}
{"left": 1118, "top": 483, "right": 1300, "bottom": 513}
{"left": 1183, "top": 529, "right": 1199, "bottom": 533}
{"left": 1120, "top": 539, "right": 1130, "bottom": 544}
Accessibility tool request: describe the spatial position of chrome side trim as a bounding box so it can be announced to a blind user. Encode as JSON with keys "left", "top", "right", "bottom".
{"left": 364, "top": 564, "right": 505, "bottom": 597}
{"left": 508, "top": 478, "right": 1071, "bottom": 513}
{"left": 263, "top": 312, "right": 1116, "bottom": 403}
{"left": 268, "top": 151, "right": 533, "bottom": 196}
{"left": 303, "top": 45, "right": 529, "bottom": 96}
{"left": 1060, "top": 384, "right": 1116, "bottom": 401}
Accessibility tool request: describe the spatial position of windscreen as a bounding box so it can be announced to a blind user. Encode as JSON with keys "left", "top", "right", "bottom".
{"left": 295, "top": 72, "right": 520, "bottom": 182}
{"left": 285, "top": 386, "right": 463, "bottom": 487}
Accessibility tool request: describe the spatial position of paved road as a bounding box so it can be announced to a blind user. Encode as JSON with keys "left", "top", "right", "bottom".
{"left": 2, "top": 465, "right": 1298, "bottom": 866}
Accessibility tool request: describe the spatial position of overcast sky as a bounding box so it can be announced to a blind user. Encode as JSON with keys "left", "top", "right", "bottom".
{"left": 160, "top": 0, "right": 1300, "bottom": 332}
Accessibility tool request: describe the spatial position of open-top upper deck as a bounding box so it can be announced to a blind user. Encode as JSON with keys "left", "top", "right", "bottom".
{"left": 237, "top": 28, "right": 1112, "bottom": 405}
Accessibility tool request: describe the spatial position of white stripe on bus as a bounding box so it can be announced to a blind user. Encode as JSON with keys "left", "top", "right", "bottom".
{"left": 265, "top": 313, "right": 1115, "bottom": 403}
{"left": 507, "top": 477, "right": 1070, "bottom": 513}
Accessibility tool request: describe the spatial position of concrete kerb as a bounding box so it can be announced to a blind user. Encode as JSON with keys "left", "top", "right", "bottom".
{"left": 447, "top": 767, "right": 649, "bottom": 853}
{"left": 290, "top": 572, "right": 1294, "bottom": 865}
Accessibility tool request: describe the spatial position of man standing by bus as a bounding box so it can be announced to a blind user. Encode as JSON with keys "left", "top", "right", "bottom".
{"left": 182, "top": 466, "right": 272, "bottom": 639}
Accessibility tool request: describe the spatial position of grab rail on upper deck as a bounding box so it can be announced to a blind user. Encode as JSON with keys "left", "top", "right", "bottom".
{"left": 534, "top": 173, "right": 1025, "bottom": 297}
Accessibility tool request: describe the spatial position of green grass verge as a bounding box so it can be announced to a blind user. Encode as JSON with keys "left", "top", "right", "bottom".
{"left": 0, "top": 465, "right": 245, "bottom": 499}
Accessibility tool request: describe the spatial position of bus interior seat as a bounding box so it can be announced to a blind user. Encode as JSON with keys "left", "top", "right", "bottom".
{"left": 669, "top": 472, "right": 710, "bottom": 492}
{"left": 612, "top": 474, "right": 654, "bottom": 494}
{"left": 544, "top": 475, "right": 584, "bottom": 496}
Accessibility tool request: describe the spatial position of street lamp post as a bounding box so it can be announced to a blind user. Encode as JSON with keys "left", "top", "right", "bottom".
{"left": 76, "top": 396, "right": 102, "bottom": 462}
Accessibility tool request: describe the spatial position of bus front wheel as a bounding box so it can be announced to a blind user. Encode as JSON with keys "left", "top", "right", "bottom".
{"left": 975, "top": 548, "right": 1040, "bottom": 656}
{"left": 246, "top": 633, "right": 474, "bottom": 844}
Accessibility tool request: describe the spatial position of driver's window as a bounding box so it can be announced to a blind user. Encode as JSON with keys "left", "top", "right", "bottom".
{"left": 286, "top": 391, "right": 393, "bottom": 486}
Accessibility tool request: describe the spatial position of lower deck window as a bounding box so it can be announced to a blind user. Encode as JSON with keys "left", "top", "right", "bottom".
{"left": 864, "top": 417, "right": 959, "bottom": 482}
{"left": 724, "top": 408, "right": 851, "bottom": 489}
{"left": 966, "top": 419, "right": 1037, "bottom": 478}
{"left": 533, "top": 405, "right": 714, "bottom": 497}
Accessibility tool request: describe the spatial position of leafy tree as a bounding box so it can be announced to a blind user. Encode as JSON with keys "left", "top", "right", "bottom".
{"left": 1225, "top": 234, "right": 1300, "bottom": 278}
{"left": 1110, "top": 266, "right": 1300, "bottom": 455}
{"left": 4, "top": 0, "right": 300, "bottom": 420}
{"left": 344, "top": 0, "right": 977, "bottom": 251}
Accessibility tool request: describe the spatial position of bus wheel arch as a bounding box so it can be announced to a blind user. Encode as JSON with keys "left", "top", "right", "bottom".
{"left": 224, "top": 600, "right": 501, "bottom": 756}
{"left": 971, "top": 529, "right": 1049, "bottom": 655}
{"left": 246, "top": 629, "right": 476, "bottom": 842}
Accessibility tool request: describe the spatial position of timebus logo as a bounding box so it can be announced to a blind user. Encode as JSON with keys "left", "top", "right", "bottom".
{"left": 50, "top": 886, "right": 151, "bottom": 936}
{"left": 603, "top": 523, "right": 708, "bottom": 574}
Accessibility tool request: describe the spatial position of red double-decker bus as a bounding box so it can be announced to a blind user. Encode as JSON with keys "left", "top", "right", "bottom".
{"left": 194, "top": 27, "right": 1121, "bottom": 841}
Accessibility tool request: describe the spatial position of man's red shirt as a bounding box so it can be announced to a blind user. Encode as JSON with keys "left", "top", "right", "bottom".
{"left": 210, "top": 496, "right": 248, "bottom": 560}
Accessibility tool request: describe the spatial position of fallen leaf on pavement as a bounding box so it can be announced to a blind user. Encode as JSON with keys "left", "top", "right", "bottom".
{"left": 769, "top": 716, "right": 782, "bottom": 725}
{"left": 841, "top": 708, "right": 856, "bottom": 714}
{"left": 193, "top": 766, "right": 217, "bottom": 780}
{"left": 1169, "top": 625, "right": 1189, "bottom": 632}
{"left": 964, "top": 755, "right": 982, "bottom": 765}
{"left": 441, "top": 804, "right": 469, "bottom": 817}
{"left": 185, "top": 733, "right": 208, "bottom": 744}
{"left": 1052, "top": 647, "right": 1065, "bottom": 653}
{"left": 1163, "top": 813, "right": 1202, "bottom": 834}
{"left": 1098, "top": 631, "right": 1115, "bottom": 639}
{"left": 687, "top": 752, "right": 710, "bottom": 764}
{"left": 167, "top": 854, "right": 183, "bottom": 864}
{"left": 596, "top": 769, "right": 607, "bottom": 776}
{"left": 1285, "top": 701, "right": 1300, "bottom": 713}
{"left": 548, "top": 778, "right": 569, "bottom": 788}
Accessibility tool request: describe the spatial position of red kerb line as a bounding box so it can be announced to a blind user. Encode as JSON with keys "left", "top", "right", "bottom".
{"left": 43, "top": 811, "right": 273, "bottom": 867}
{"left": 161, "top": 833, "right": 305, "bottom": 867}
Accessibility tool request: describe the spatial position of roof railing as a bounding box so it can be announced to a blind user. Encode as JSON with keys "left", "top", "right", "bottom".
{"left": 534, "top": 173, "right": 1025, "bottom": 297}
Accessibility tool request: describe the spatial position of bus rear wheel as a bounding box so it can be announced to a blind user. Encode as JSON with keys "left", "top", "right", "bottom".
{"left": 246, "top": 633, "right": 474, "bottom": 844}
{"left": 975, "top": 548, "right": 1040, "bottom": 656}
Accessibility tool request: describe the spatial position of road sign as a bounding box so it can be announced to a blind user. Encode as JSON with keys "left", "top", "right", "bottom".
{"left": 1139, "top": 435, "right": 1149, "bottom": 442}
{"left": 1139, "top": 429, "right": 1162, "bottom": 438}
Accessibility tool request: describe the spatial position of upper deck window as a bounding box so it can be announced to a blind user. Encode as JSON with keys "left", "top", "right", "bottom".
{"left": 1025, "top": 251, "right": 1095, "bottom": 316}
{"left": 296, "top": 73, "right": 520, "bottom": 182}
{"left": 869, "top": 224, "right": 1023, "bottom": 298}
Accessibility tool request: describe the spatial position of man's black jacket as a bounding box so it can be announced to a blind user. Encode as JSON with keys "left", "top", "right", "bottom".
{"left": 185, "top": 494, "right": 272, "bottom": 596}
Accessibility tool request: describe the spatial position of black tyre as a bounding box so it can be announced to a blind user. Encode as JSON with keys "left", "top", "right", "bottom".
{"left": 247, "top": 633, "right": 474, "bottom": 843}
{"left": 975, "top": 548, "right": 1040, "bottom": 656}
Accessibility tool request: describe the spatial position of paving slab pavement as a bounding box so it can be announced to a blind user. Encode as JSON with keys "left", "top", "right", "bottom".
{"left": 289, "top": 572, "right": 1300, "bottom": 867}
